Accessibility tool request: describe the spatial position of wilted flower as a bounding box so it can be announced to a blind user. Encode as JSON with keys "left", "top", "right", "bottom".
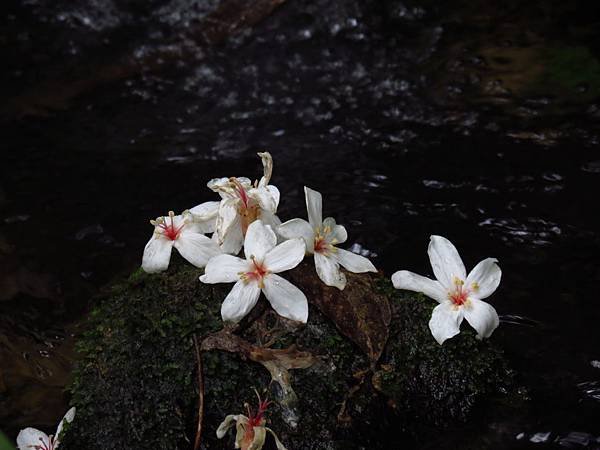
{"left": 142, "top": 209, "right": 221, "bottom": 273}
{"left": 17, "top": 407, "right": 75, "bottom": 450}
{"left": 278, "top": 186, "right": 377, "bottom": 290}
{"left": 391, "top": 235, "right": 501, "bottom": 344}
{"left": 208, "top": 152, "right": 281, "bottom": 255}
{"left": 217, "top": 392, "right": 286, "bottom": 450}
{"left": 200, "top": 220, "right": 308, "bottom": 323}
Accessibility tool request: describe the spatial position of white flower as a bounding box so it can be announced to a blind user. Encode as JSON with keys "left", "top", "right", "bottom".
{"left": 142, "top": 209, "right": 221, "bottom": 273}
{"left": 278, "top": 186, "right": 377, "bottom": 290}
{"left": 217, "top": 393, "right": 286, "bottom": 450}
{"left": 200, "top": 220, "right": 308, "bottom": 323}
{"left": 17, "top": 407, "right": 75, "bottom": 450}
{"left": 208, "top": 152, "right": 281, "bottom": 255}
{"left": 391, "top": 235, "right": 501, "bottom": 345}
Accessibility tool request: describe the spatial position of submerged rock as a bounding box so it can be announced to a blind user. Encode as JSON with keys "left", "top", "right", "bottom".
{"left": 62, "top": 258, "right": 516, "bottom": 450}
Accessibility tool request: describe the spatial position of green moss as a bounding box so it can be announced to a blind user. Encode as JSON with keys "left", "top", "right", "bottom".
{"left": 62, "top": 262, "right": 518, "bottom": 450}
{"left": 539, "top": 46, "right": 600, "bottom": 96}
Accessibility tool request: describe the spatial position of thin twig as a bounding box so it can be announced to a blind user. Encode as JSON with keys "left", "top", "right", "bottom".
{"left": 192, "top": 333, "right": 205, "bottom": 450}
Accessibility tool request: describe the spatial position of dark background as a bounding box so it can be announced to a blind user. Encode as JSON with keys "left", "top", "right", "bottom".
{"left": 1, "top": 0, "right": 600, "bottom": 448}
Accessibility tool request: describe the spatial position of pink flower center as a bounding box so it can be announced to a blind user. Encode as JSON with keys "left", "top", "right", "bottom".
{"left": 152, "top": 211, "right": 185, "bottom": 241}
{"left": 240, "top": 257, "right": 269, "bottom": 288}
{"left": 314, "top": 236, "right": 328, "bottom": 254}
{"left": 448, "top": 278, "right": 477, "bottom": 306}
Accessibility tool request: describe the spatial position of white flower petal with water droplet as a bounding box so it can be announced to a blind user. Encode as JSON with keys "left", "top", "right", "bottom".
{"left": 244, "top": 221, "right": 277, "bottom": 261}
{"left": 429, "top": 302, "right": 464, "bottom": 345}
{"left": 221, "top": 280, "right": 261, "bottom": 323}
{"left": 200, "top": 254, "right": 249, "bottom": 283}
{"left": 466, "top": 258, "right": 502, "bottom": 299}
{"left": 391, "top": 270, "right": 447, "bottom": 303}
{"left": 464, "top": 298, "right": 500, "bottom": 339}
{"left": 142, "top": 235, "right": 173, "bottom": 273}
{"left": 427, "top": 235, "right": 467, "bottom": 288}
{"left": 314, "top": 252, "right": 346, "bottom": 290}
{"left": 262, "top": 274, "right": 308, "bottom": 323}
{"left": 335, "top": 248, "right": 377, "bottom": 273}
{"left": 264, "top": 238, "right": 305, "bottom": 273}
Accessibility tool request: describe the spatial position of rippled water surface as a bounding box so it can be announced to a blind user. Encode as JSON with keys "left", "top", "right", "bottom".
{"left": 1, "top": 0, "right": 600, "bottom": 447}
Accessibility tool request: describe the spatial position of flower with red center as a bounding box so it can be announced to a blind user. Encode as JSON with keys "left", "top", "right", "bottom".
{"left": 17, "top": 407, "right": 75, "bottom": 450}
{"left": 207, "top": 152, "right": 281, "bottom": 255}
{"left": 200, "top": 220, "right": 308, "bottom": 323}
{"left": 142, "top": 209, "right": 221, "bottom": 273}
{"left": 216, "top": 391, "right": 286, "bottom": 450}
{"left": 278, "top": 186, "right": 377, "bottom": 290}
{"left": 391, "top": 235, "right": 501, "bottom": 344}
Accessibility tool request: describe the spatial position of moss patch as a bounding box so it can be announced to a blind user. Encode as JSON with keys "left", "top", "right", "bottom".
{"left": 62, "top": 261, "right": 518, "bottom": 449}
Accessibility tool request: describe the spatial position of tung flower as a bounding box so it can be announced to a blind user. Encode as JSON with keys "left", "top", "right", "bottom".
{"left": 200, "top": 220, "right": 308, "bottom": 323}
{"left": 391, "top": 235, "right": 501, "bottom": 344}
{"left": 208, "top": 152, "right": 281, "bottom": 255}
{"left": 142, "top": 208, "right": 221, "bottom": 273}
{"left": 217, "top": 392, "right": 286, "bottom": 450}
{"left": 278, "top": 186, "right": 377, "bottom": 290}
{"left": 17, "top": 407, "right": 75, "bottom": 450}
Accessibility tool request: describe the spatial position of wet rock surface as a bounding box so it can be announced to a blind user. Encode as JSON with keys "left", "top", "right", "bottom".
{"left": 61, "top": 259, "right": 515, "bottom": 449}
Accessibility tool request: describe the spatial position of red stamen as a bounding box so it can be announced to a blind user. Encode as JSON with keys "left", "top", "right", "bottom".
{"left": 231, "top": 178, "right": 250, "bottom": 209}
{"left": 449, "top": 280, "right": 470, "bottom": 306}
{"left": 158, "top": 214, "right": 184, "bottom": 241}
{"left": 314, "top": 237, "right": 327, "bottom": 253}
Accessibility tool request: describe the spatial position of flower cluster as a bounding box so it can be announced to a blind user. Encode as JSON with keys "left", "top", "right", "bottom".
{"left": 142, "top": 152, "right": 377, "bottom": 325}
{"left": 141, "top": 152, "right": 503, "bottom": 342}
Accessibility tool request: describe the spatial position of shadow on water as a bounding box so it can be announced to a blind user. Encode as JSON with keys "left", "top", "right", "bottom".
{"left": 1, "top": 0, "right": 600, "bottom": 447}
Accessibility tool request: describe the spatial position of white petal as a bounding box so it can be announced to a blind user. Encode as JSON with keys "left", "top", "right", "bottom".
{"left": 264, "top": 238, "right": 306, "bottom": 273}
{"left": 221, "top": 280, "right": 261, "bottom": 323}
{"left": 17, "top": 428, "right": 50, "bottom": 450}
{"left": 391, "top": 270, "right": 447, "bottom": 303}
{"left": 220, "top": 216, "right": 244, "bottom": 255}
{"left": 278, "top": 218, "right": 315, "bottom": 252}
{"left": 200, "top": 255, "right": 249, "bottom": 283}
{"left": 188, "top": 201, "right": 220, "bottom": 233}
{"left": 55, "top": 407, "right": 76, "bottom": 440}
{"left": 314, "top": 252, "right": 346, "bottom": 290}
{"left": 262, "top": 274, "right": 308, "bottom": 323}
{"left": 266, "top": 428, "right": 288, "bottom": 450}
{"left": 266, "top": 185, "right": 280, "bottom": 209}
{"left": 248, "top": 426, "right": 267, "bottom": 450}
{"left": 244, "top": 220, "right": 277, "bottom": 262}
{"left": 464, "top": 298, "right": 500, "bottom": 339}
{"left": 304, "top": 186, "right": 322, "bottom": 228}
{"left": 142, "top": 235, "right": 173, "bottom": 273}
{"left": 174, "top": 231, "right": 222, "bottom": 268}
{"left": 208, "top": 177, "right": 251, "bottom": 198}
{"left": 323, "top": 217, "right": 347, "bottom": 244}
{"left": 427, "top": 235, "right": 466, "bottom": 287}
{"left": 259, "top": 210, "right": 282, "bottom": 236}
{"left": 216, "top": 198, "right": 241, "bottom": 243}
{"left": 335, "top": 248, "right": 377, "bottom": 273}
{"left": 248, "top": 186, "right": 278, "bottom": 214}
{"left": 466, "top": 258, "right": 502, "bottom": 299}
{"left": 207, "top": 177, "right": 231, "bottom": 197}
{"left": 216, "top": 414, "right": 240, "bottom": 439}
{"left": 429, "top": 302, "right": 464, "bottom": 345}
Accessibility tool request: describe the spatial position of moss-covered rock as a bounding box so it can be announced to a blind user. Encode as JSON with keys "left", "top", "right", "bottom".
{"left": 61, "top": 258, "right": 516, "bottom": 450}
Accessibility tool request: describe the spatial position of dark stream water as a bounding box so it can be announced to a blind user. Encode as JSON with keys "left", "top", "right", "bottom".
{"left": 1, "top": 0, "right": 600, "bottom": 448}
